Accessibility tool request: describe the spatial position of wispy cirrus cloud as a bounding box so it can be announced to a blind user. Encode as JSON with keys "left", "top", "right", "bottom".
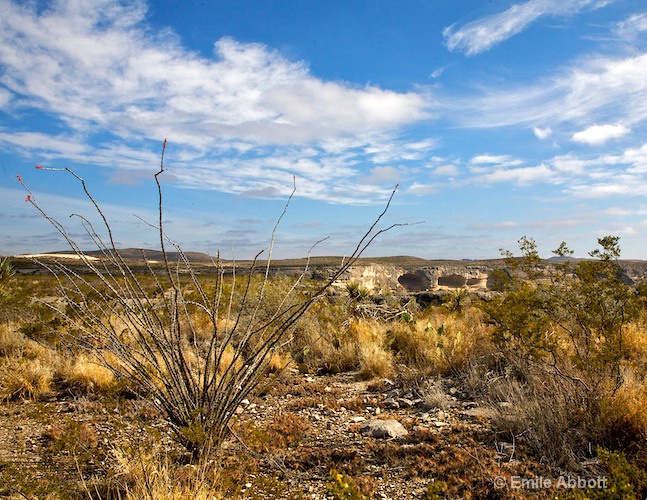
{"left": 614, "top": 12, "right": 647, "bottom": 40}
{"left": 0, "top": 0, "right": 433, "bottom": 204}
{"left": 445, "top": 52, "right": 647, "bottom": 131}
{"left": 443, "top": 0, "right": 614, "bottom": 56}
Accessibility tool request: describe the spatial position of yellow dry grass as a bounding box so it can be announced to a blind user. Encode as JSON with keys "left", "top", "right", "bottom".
{"left": 109, "top": 445, "right": 224, "bottom": 500}
{"left": 349, "top": 319, "right": 394, "bottom": 379}
{"left": 0, "top": 322, "right": 60, "bottom": 400}
{"left": 0, "top": 357, "right": 54, "bottom": 400}
{"left": 59, "top": 353, "right": 115, "bottom": 394}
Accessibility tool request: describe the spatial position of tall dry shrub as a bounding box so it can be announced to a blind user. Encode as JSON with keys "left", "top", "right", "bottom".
{"left": 17, "top": 141, "right": 403, "bottom": 457}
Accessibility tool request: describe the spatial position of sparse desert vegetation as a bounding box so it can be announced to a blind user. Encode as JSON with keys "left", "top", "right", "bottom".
{"left": 2, "top": 160, "right": 646, "bottom": 498}
{"left": 1, "top": 245, "right": 647, "bottom": 498}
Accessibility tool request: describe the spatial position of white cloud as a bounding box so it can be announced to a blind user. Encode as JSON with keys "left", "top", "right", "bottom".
{"left": 430, "top": 67, "right": 445, "bottom": 79}
{"left": 549, "top": 154, "right": 597, "bottom": 174}
{"left": 0, "top": 87, "right": 11, "bottom": 108}
{"left": 620, "top": 143, "right": 647, "bottom": 172}
{"left": 407, "top": 182, "right": 438, "bottom": 195}
{"left": 432, "top": 164, "right": 459, "bottom": 176}
{"left": 614, "top": 13, "right": 647, "bottom": 40}
{"left": 360, "top": 166, "right": 405, "bottom": 186}
{"left": 533, "top": 126, "right": 553, "bottom": 139}
{"left": 443, "top": 0, "right": 613, "bottom": 56}
{"left": 447, "top": 52, "right": 647, "bottom": 130}
{"left": 364, "top": 138, "right": 438, "bottom": 164}
{"left": 572, "top": 124, "right": 630, "bottom": 145}
{"left": 469, "top": 154, "right": 523, "bottom": 167}
{"left": 479, "top": 164, "right": 556, "bottom": 185}
{"left": 0, "top": 0, "right": 433, "bottom": 205}
{"left": 0, "top": 3, "right": 430, "bottom": 144}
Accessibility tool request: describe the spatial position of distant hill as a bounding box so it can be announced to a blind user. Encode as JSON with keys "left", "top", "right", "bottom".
{"left": 12, "top": 248, "right": 645, "bottom": 270}
{"left": 49, "top": 248, "right": 216, "bottom": 263}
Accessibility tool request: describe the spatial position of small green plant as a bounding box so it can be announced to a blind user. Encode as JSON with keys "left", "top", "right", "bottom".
{"left": 327, "top": 470, "right": 367, "bottom": 500}
{"left": 424, "top": 480, "right": 448, "bottom": 499}
{"left": 558, "top": 448, "right": 647, "bottom": 499}
{"left": 346, "top": 281, "right": 370, "bottom": 302}
{"left": 0, "top": 257, "right": 14, "bottom": 284}
{"left": 443, "top": 289, "right": 469, "bottom": 313}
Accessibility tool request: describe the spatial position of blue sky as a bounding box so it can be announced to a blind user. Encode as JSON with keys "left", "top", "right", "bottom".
{"left": 1, "top": 0, "right": 647, "bottom": 260}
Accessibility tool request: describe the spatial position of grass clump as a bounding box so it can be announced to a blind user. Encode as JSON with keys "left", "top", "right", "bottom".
{"left": 57, "top": 353, "right": 116, "bottom": 395}
{"left": 0, "top": 357, "right": 54, "bottom": 400}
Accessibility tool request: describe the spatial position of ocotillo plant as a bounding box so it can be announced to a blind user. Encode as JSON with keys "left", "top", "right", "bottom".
{"left": 18, "top": 140, "right": 404, "bottom": 458}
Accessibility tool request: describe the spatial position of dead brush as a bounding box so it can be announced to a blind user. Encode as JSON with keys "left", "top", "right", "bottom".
{"left": 17, "top": 140, "right": 405, "bottom": 458}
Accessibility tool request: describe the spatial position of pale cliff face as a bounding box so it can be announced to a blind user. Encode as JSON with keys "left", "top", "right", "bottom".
{"left": 333, "top": 264, "right": 491, "bottom": 293}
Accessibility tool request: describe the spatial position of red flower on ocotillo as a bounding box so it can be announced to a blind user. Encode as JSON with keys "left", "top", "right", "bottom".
{"left": 25, "top": 194, "right": 31, "bottom": 202}
{"left": 35, "top": 165, "right": 43, "bottom": 169}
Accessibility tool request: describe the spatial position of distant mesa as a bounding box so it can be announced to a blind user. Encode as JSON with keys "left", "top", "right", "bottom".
{"left": 8, "top": 250, "right": 647, "bottom": 293}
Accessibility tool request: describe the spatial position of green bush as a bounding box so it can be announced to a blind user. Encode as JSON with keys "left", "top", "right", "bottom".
{"left": 482, "top": 236, "right": 643, "bottom": 464}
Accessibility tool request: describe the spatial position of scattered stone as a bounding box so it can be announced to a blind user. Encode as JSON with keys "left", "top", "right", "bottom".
{"left": 462, "top": 401, "right": 478, "bottom": 409}
{"left": 433, "top": 421, "right": 449, "bottom": 428}
{"left": 360, "top": 419, "right": 408, "bottom": 439}
{"left": 352, "top": 416, "right": 366, "bottom": 423}
{"left": 383, "top": 379, "right": 395, "bottom": 388}
{"left": 383, "top": 397, "right": 400, "bottom": 409}
{"left": 397, "top": 398, "right": 414, "bottom": 408}
{"left": 460, "top": 407, "right": 495, "bottom": 420}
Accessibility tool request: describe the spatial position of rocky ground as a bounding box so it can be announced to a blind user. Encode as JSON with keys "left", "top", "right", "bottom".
{"left": 0, "top": 370, "right": 603, "bottom": 499}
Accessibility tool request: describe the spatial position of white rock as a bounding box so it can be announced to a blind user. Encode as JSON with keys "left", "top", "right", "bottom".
{"left": 360, "top": 419, "right": 408, "bottom": 439}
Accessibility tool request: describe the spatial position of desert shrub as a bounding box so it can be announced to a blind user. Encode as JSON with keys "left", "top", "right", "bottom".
{"left": 0, "top": 321, "right": 24, "bottom": 358}
{"left": 486, "top": 362, "right": 594, "bottom": 465}
{"left": 558, "top": 448, "right": 647, "bottom": 499}
{"left": 0, "top": 324, "right": 60, "bottom": 400}
{"left": 352, "top": 319, "right": 394, "bottom": 379}
{"left": 18, "top": 142, "right": 401, "bottom": 458}
{"left": 290, "top": 297, "right": 356, "bottom": 374}
{"left": 482, "top": 235, "right": 646, "bottom": 464}
{"left": 293, "top": 302, "right": 490, "bottom": 379}
{"left": 598, "top": 368, "right": 647, "bottom": 452}
{"left": 387, "top": 306, "right": 490, "bottom": 376}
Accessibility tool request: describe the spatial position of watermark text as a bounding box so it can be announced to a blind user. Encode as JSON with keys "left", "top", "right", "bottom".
{"left": 494, "top": 475, "right": 608, "bottom": 490}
